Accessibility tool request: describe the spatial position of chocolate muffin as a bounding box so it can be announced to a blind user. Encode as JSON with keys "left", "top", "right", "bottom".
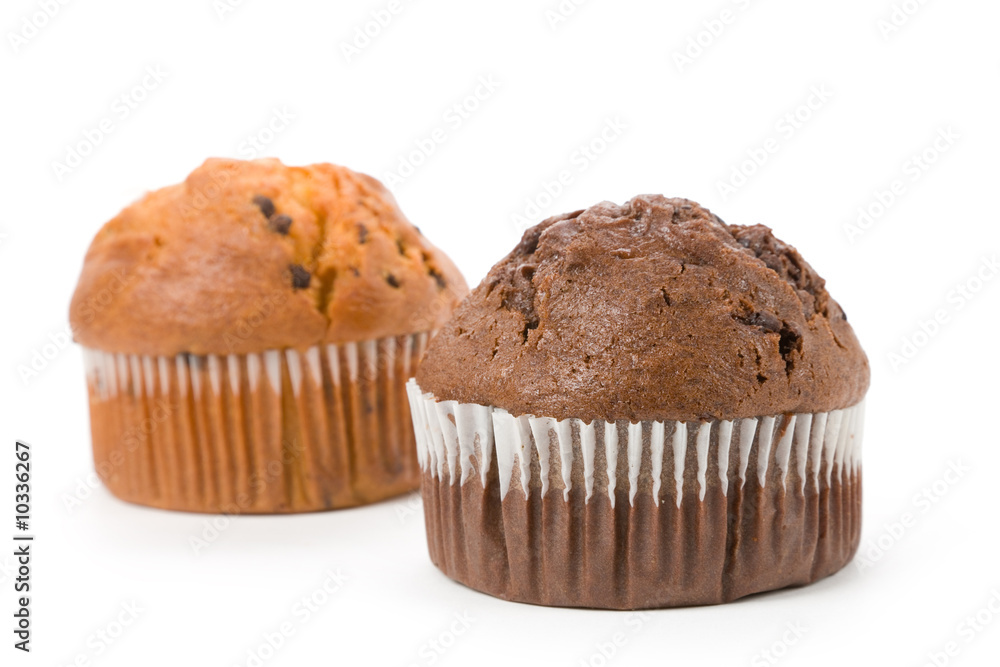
{"left": 71, "top": 158, "right": 467, "bottom": 513}
{"left": 408, "top": 195, "right": 868, "bottom": 608}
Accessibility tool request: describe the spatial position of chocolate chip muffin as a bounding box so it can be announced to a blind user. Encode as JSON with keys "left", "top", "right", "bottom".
{"left": 71, "top": 158, "right": 468, "bottom": 513}
{"left": 407, "top": 195, "right": 869, "bottom": 608}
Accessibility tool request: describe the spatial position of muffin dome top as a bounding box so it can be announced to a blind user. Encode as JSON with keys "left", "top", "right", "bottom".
{"left": 416, "top": 195, "right": 868, "bottom": 422}
{"left": 70, "top": 158, "right": 468, "bottom": 355}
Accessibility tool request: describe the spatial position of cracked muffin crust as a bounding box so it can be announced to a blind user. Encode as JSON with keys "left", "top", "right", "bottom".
{"left": 70, "top": 157, "right": 468, "bottom": 355}
{"left": 416, "top": 194, "right": 868, "bottom": 422}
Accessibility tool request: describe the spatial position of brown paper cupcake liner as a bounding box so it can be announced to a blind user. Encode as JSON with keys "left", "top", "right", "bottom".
{"left": 80, "top": 332, "right": 431, "bottom": 513}
{"left": 407, "top": 379, "right": 865, "bottom": 609}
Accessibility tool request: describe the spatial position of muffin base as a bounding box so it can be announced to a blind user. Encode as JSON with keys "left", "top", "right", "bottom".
{"left": 81, "top": 333, "right": 430, "bottom": 514}
{"left": 422, "top": 465, "right": 861, "bottom": 608}
{"left": 408, "top": 381, "right": 864, "bottom": 609}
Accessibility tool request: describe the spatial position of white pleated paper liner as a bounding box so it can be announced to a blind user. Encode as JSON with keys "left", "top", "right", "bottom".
{"left": 406, "top": 379, "right": 863, "bottom": 506}
{"left": 406, "top": 378, "right": 866, "bottom": 609}
{"left": 79, "top": 332, "right": 431, "bottom": 513}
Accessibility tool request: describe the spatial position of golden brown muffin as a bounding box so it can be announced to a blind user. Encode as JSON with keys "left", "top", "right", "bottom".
{"left": 71, "top": 158, "right": 468, "bottom": 514}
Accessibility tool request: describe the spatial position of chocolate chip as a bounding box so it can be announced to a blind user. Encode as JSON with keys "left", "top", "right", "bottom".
{"left": 253, "top": 195, "right": 275, "bottom": 219}
{"left": 385, "top": 273, "right": 400, "bottom": 288}
{"left": 358, "top": 224, "right": 368, "bottom": 244}
{"left": 778, "top": 322, "right": 803, "bottom": 374}
{"left": 429, "top": 268, "right": 447, "bottom": 289}
{"left": 732, "top": 309, "right": 782, "bottom": 333}
{"left": 350, "top": 267, "right": 360, "bottom": 277}
{"left": 269, "top": 214, "right": 293, "bottom": 235}
{"left": 290, "top": 264, "right": 311, "bottom": 290}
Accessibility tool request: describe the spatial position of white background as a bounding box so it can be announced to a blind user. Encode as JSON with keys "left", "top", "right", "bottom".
{"left": 1, "top": 0, "right": 999, "bottom": 665}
